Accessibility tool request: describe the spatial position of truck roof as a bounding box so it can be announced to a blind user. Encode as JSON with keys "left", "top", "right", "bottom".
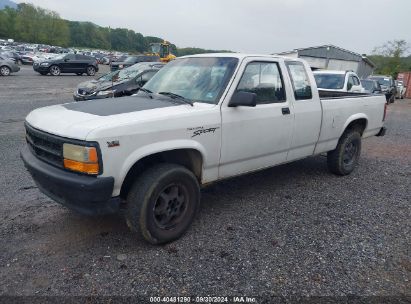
{"left": 179, "top": 52, "right": 305, "bottom": 62}
{"left": 313, "top": 70, "right": 352, "bottom": 75}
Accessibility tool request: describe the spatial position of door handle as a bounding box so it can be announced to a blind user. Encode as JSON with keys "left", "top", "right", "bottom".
{"left": 282, "top": 107, "right": 290, "bottom": 115}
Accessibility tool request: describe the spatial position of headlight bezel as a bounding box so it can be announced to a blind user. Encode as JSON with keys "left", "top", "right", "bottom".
{"left": 62, "top": 141, "right": 103, "bottom": 175}
{"left": 40, "top": 62, "right": 50, "bottom": 66}
{"left": 97, "top": 89, "right": 116, "bottom": 96}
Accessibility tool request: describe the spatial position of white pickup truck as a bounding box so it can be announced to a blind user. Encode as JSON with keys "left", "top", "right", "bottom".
{"left": 21, "top": 54, "right": 387, "bottom": 244}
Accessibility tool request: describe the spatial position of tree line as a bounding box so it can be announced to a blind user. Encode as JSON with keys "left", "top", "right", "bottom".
{"left": 369, "top": 40, "right": 411, "bottom": 78}
{"left": 0, "top": 3, "right": 229, "bottom": 56}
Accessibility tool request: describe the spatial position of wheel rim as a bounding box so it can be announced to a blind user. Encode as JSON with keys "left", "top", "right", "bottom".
{"left": 87, "top": 67, "right": 95, "bottom": 75}
{"left": 153, "top": 183, "right": 188, "bottom": 229}
{"left": 343, "top": 141, "right": 358, "bottom": 166}
{"left": 1, "top": 67, "right": 10, "bottom": 76}
{"left": 50, "top": 66, "right": 59, "bottom": 75}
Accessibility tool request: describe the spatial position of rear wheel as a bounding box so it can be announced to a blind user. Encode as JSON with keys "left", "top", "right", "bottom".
{"left": 327, "top": 129, "right": 362, "bottom": 175}
{"left": 86, "top": 66, "right": 96, "bottom": 76}
{"left": 0, "top": 66, "right": 11, "bottom": 76}
{"left": 49, "top": 65, "right": 61, "bottom": 76}
{"left": 126, "top": 163, "right": 200, "bottom": 244}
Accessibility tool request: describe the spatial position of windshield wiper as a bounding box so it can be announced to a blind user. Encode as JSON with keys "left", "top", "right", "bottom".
{"left": 139, "top": 87, "right": 153, "bottom": 99}
{"left": 158, "top": 91, "right": 193, "bottom": 106}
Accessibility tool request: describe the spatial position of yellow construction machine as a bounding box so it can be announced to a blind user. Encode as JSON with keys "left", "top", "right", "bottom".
{"left": 148, "top": 41, "right": 176, "bottom": 63}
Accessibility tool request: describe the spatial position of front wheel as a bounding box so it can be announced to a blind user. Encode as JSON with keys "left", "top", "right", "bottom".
{"left": 86, "top": 66, "right": 96, "bottom": 76}
{"left": 0, "top": 66, "right": 11, "bottom": 76}
{"left": 49, "top": 65, "right": 61, "bottom": 76}
{"left": 327, "top": 130, "right": 362, "bottom": 175}
{"left": 126, "top": 163, "right": 200, "bottom": 244}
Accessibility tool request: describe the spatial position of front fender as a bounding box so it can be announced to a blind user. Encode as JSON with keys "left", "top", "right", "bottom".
{"left": 118, "top": 139, "right": 209, "bottom": 191}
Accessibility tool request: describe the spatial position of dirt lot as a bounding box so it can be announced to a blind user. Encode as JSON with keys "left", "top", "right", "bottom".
{"left": 0, "top": 65, "right": 410, "bottom": 301}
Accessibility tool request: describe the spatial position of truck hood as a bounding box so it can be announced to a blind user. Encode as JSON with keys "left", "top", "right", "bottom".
{"left": 26, "top": 95, "right": 213, "bottom": 140}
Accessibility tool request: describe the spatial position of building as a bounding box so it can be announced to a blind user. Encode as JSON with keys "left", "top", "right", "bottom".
{"left": 277, "top": 45, "right": 375, "bottom": 78}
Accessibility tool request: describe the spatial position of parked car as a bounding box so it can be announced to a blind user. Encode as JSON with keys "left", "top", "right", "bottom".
{"left": 21, "top": 54, "right": 387, "bottom": 244}
{"left": 0, "top": 56, "right": 20, "bottom": 76}
{"left": 110, "top": 55, "right": 160, "bottom": 71}
{"left": 395, "top": 80, "right": 406, "bottom": 99}
{"left": 0, "top": 51, "right": 21, "bottom": 64}
{"left": 367, "top": 75, "right": 397, "bottom": 103}
{"left": 360, "top": 79, "right": 382, "bottom": 94}
{"left": 313, "top": 70, "right": 363, "bottom": 92}
{"left": 73, "top": 62, "right": 164, "bottom": 101}
{"left": 33, "top": 53, "right": 99, "bottom": 76}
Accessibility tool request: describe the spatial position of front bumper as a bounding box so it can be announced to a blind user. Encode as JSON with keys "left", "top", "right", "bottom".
{"left": 21, "top": 146, "right": 120, "bottom": 215}
{"left": 33, "top": 64, "right": 49, "bottom": 72}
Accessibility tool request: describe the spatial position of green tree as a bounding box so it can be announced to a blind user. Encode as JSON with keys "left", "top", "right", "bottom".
{"left": 372, "top": 40, "right": 409, "bottom": 77}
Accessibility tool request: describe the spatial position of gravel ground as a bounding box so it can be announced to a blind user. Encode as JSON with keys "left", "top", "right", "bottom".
{"left": 0, "top": 66, "right": 410, "bottom": 301}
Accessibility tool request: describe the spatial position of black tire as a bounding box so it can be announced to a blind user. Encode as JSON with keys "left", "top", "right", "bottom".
{"left": 86, "top": 66, "right": 96, "bottom": 76}
{"left": 126, "top": 163, "right": 200, "bottom": 244}
{"left": 0, "top": 65, "right": 11, "bottom": 76}
{"left": 327, "top": 129, "right": 362, "bottom": 176}
{"left": 49, "top": 65, "right": 61, "bottom": 76}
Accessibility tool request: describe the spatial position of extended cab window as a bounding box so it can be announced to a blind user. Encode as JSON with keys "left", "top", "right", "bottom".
{"left": 286, "top": 62, "right": 312, "bottom": 100}
{"left": 236, "top": 62, "right": 285, "bottom": 104}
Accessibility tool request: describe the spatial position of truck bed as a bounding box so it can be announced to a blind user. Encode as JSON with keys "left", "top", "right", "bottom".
{"left": 318, "top": 90, "right": 373, "bottom": 99}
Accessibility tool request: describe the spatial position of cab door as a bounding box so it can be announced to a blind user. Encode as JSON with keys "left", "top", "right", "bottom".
{"left": 219, "top": 58, "right": 294, "bottom": 178}
{"left": 284, "top": 61, "right": 322, "bottom": 160}
{"left": 60, "top": 54, "right": 76, "bottom": 72}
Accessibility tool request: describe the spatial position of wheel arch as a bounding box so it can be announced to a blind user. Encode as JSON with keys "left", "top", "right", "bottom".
{"left": 341, "top": 114, "right": 368, "bottom": 137}
{"left": 119, "top": 146, "right": 205, "bottom": 200}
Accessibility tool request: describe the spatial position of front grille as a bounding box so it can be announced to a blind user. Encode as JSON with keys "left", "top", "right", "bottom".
{"left": 25, "top": 123, "right": 63, "bottom": 168}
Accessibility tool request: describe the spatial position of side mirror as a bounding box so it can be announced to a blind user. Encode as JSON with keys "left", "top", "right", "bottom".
{"left": 136, "top": 77, "right": 146, "bottom": 87}
{"left": 228, "top": 91, "right": 257, "bottom": 107}
{"left": 347, "top": 82, "right": 353, "bottom": 91}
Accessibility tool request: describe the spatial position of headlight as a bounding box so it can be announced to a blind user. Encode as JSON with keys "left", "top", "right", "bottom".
{"left": 63, "top": 143, "right": 99, "bottom": 174}
{"left": 97, "top": 89, "right": 116, "bottom": 96}
{"left": 40, "top": 62, "right": 49, "bottom": 66}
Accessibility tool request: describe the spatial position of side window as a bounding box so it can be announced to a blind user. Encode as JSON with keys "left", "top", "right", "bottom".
{"left": 347, "top": 76, "right": 355, "bottom": 90}
{"left": 286, "top": 62, "right": 312, "bottom": 100}
{"left": 65, "top": 54, "right": 75, "bottom": 60}
{"left": 236, "top": 62, "right": 286, "bottom": 104}
{"left": 141, "top": 70, "right": 157, "bottom": 82}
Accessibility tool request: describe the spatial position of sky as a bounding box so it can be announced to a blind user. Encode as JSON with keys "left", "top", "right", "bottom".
{"left": 15, "top": 0, "right": 411, "bottom": 55}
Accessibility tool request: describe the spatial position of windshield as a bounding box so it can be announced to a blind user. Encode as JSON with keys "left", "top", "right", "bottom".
{"left": 143, "top": 57, "right": 239, "bottom": 104}
{"left": 314, "top": 74, "right": 345, "bottom": 89}
{"left": 360, "top": 80, "right": 374, "bottom": 91}
{"left": 369, "top": 77, "right": 390, "bottom": 86}
{"left": 151, "top": 44, "right": 161, "bottom": 53}
{"left": 98, "top": 63, "right": 148, "bottom": 82}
